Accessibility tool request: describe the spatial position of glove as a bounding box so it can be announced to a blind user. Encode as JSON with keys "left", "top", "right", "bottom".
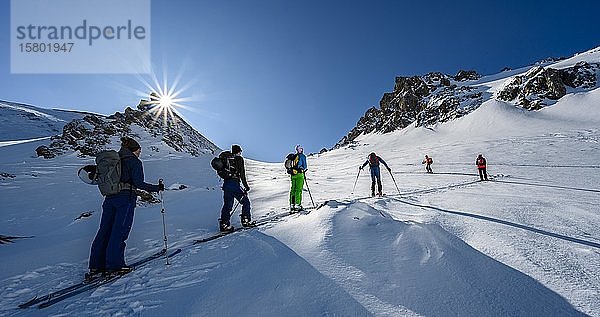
{"left": 244, "top": 186, "right": 251, "bottom": 192}
{"left": 158, "top": 183, "right": 165, "bottom": 191}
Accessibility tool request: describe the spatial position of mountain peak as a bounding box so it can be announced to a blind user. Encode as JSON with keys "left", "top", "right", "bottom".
{"left": 35, "top": 94, "right": 220, "bottom": 159}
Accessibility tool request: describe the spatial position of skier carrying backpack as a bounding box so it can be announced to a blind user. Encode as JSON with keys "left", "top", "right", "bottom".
{"left": 360, "top": 152, "right": 391, "bottom": 197}
{"left": 214, "top": 145, "right": 254, "bottom": 231}
{"left": 88, "top": 137, "right": 164, "bottom": 278}
{"left": 476, "top": 154, "right": 488, "bottom": 181}
{"left": 422, "top": 155, "right": 433, "bottom": 173}
{"left": 286, "top": 144, "right": 307, "bottom": 211}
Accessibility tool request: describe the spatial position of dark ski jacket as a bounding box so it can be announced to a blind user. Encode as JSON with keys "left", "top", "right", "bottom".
{"left": 115, "top": 147, "right": 160, "bottom": 195}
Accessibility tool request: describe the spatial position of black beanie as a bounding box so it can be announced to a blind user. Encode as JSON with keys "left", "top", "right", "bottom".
{"left": 121, "top": 137, "right": 141, "bottom": 152}
{"left": 231, "top": 144, "right": 242, "bottom": 154}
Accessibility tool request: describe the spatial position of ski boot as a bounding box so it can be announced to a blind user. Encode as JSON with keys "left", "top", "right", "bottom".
{"left": 290, "top": 204, "right": 296, "bottom": 212}
{"left": 241, "top": 216, "right": 256, "bottom": 228}
{"left": 219, "top": 220, "right": 234, "bottom": 232}
{"left": 105, "top": 266, "right": 133, "bottom": 277}
{"left": 296, "top": 205, "right": 304, "bottom": 212}
{"left": 371, "top": 190, "right": 375, "bottom": 197}
{"left": 84, "top": 268, "right": 105, "bottom": 282}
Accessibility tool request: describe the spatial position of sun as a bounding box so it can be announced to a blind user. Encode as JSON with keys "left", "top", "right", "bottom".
{"left": 127, "top": 66, "right": 199, "bottom": 126}
{"left": 158, "top": 93, "right": 174, "bottom": 109}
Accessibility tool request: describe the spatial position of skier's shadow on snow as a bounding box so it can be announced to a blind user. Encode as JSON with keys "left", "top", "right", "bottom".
{"left": 0, "top": 235, "right": 34, "bottom": 244}
{"left": 493, "top": 179, "right": 600, "bottom": 193}
{"left": 494, "top": 163, "right": 600, "bottom": 169}
{"left": 392, "top": 198, "right": 600, "bottom": 249}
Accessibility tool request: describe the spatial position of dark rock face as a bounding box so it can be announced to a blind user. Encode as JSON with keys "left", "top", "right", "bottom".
{"left": 35, "top": 145, "right": 57, "bottom": 159}
{"left": 136, "top": 189, "right": 161, "bottom": 205}
{"left": 37, "top": 96, "right": 220, "bottom": 158}
{"left": 454, "top": 70, "right": 481, "bottom": 81}
{"left": 337, "top": 72, "right": 485, "bottom": 147}
{"left": 497, "top": 62, "right": 599, "bottom": 110}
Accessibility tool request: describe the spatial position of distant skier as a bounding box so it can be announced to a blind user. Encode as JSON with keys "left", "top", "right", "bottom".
{"left": 422, "top": 155, "right": 433, "bottom": 173}
{"left": 288, "top": 144, "right": 307, "bottom": 211}
{"left": 360, "top": 152, "right": 391, "bottom": 197}
{"left": 88, "top": 137, "right": 164, "bottom": 277}
{"left": 218, "top": 144, "right": 254, "bottom": 231}
{"left": 476, "top": 154, "right": 488, "bottom": 181}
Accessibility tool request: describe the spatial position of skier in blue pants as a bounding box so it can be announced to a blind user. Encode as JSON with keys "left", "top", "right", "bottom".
{"left": 89, "top": 137, "right": 163, "bottom": 276}
{"left": 219, "top": 144, "right": 254, "bottom": 231}
{"left": 360, "top": 152, "right": 391, "bottom": 197}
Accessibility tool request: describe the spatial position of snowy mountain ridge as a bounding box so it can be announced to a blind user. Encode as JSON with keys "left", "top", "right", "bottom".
{"left": 337, "top": 46, "right": 600, "bottom": 147}
{"left": 0, "top": 100, "right": 87, "bottom": 142}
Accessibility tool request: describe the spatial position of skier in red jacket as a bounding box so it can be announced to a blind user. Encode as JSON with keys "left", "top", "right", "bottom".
{"left": 476, "top": 154, "right": 488, "bottom": 181}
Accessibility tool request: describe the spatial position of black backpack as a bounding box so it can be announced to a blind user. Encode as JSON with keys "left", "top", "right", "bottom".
{"left": 211, "top": 151, "right": 238, "bottom": 179}
{"left": 284, "top": 153, "right": 298, "bottom": 174}
{"left": 368, "top": 153, "right": 380, "bottom": 167}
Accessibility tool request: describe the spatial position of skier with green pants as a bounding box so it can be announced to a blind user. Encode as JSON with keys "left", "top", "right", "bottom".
{"left": 289, "top": 145, "right": 307, "bottom": 211}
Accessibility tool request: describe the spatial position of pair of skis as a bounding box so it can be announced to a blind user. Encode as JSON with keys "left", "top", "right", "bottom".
{"left": 193, "top": 204, "right": 325, "bottom": 244}
{"left": 19, "top": 248, "right": 182, "bottom": 309}
{"left": 20, "top": 201, "right": 329, "bottom": 309}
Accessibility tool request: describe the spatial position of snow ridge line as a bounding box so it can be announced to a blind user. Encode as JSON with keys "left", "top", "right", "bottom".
{"left": 0, "top": 102, "right": 65, "bottom": 122}
{"left": 387, "top": 196, "right": 600, "bottom": 250}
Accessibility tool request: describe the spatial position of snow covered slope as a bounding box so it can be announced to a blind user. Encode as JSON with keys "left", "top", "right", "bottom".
{"left": 1, "top": 47, "right": 600, "bottom": 316}
{"left": 0, "top": 100, "right": 86, "bottom": 142}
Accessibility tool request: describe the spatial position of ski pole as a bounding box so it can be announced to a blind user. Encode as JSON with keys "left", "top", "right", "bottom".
{"left": 303, "top": 172, "right": 316, "bottom": 209}
{"left": 230, "top": 200, "right": 241, "bottom": 217}
{"left": 387, "top": 169, "right": 401, "bottom": 195}
{"left": 159, "top": 179, "right": 170, "bottom": 265}
{"left": 351, "top": 167, "right": 362, "bottom": 194}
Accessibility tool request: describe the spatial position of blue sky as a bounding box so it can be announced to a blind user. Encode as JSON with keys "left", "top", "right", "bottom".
{"left": 1, "top": 0, "right": 599, "bottom": 161}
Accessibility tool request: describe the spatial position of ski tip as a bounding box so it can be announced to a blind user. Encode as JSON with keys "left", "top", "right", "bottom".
{"left": 18, "top": 296, "right": 38, "bottom": 309}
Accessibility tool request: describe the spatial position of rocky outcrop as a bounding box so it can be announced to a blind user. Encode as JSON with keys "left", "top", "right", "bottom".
{"left": 497, "top": 62, "right": 599, "bottom": 110}
{"left": 0, "top": 172, "right": 16, "bottom": 180}
{"left": 454, "top": 70, "right": 481, "bottom": 81}
{"left": 337, "top": 72, "right": 485, "bottom": 146}
{"left": 36, "top": 95, "right": 220, "bottom": 158}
